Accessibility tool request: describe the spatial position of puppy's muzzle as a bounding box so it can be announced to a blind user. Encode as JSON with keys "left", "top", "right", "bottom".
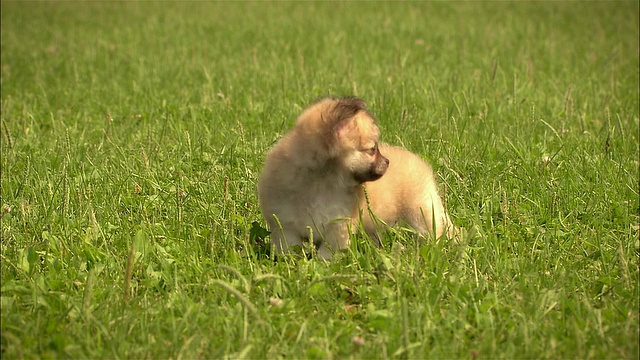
{"left": 356, "top": 154, "right": 389, "bottom": 183}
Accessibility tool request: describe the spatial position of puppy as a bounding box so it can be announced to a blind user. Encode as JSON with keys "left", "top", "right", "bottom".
{"left": 258, "top": 97, "right": 456, "bottom": 259}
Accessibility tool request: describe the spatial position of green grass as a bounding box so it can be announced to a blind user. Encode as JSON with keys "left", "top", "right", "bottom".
{"left": 1, "top": 1, "right": 638, "bottom": 358}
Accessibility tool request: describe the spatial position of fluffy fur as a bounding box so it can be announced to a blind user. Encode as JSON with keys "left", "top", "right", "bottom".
{"left": 258, "top": 97, "right": 456, "bottom": 259}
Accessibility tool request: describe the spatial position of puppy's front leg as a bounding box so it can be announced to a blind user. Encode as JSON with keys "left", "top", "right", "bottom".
{"left": 315, "top": 222, "right": 350, "bottom": 260}
{"left": 270, "top": 225, "right": 303, "bottom": 258}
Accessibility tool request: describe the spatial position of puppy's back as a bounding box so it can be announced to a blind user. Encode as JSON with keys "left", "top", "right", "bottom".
{"left": 361, "top": 145, "right": 455, "bottom": 239}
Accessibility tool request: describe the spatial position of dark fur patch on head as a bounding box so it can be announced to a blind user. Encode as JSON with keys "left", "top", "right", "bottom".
{"left": 331, "top": 97, "right": 368, "bottom": 122}
{"left": 327, "top": 97, "right": 376, "bottom": 142}
{"left": 310, "top": 96, "right": 377, "bottom": 155}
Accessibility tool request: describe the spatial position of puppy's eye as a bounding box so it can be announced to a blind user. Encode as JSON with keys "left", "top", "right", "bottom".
{"left": 365, "top": 146, "right": 377, "bottom": 155}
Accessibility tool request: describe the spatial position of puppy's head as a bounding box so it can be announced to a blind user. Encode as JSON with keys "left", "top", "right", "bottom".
{"left": 302, "top": 97, "right": 389, "bottom": 183}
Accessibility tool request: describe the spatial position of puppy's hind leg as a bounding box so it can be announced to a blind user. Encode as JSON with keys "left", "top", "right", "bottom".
{"left": 405, "top": 195, "right": 454, "bottom": 241}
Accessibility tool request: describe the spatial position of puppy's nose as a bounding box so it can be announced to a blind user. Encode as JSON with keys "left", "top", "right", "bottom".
{"left": 377, "top": 156, "right": 389, "bottom": 173}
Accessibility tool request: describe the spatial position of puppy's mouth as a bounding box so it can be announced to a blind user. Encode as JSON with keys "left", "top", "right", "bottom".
{"left": 354, "top": 155, "right": 389, "bottom": 183}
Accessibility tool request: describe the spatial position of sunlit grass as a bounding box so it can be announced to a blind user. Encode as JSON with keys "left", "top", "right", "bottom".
{"left": 1, "top": 1, "right": 638, "bottom": 358}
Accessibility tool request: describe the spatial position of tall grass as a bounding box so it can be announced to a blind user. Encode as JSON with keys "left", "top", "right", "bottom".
{"left": 1, "top": 1, "right": 638, "bottom": 358}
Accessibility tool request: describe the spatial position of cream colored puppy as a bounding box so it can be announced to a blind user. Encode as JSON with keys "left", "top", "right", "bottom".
{"left": 258, "top": 97, "right": 456, "bottom": 259}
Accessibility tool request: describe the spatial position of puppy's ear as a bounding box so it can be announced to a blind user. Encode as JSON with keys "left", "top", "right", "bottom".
{"left": 331, "top": 97, "right": 367, "bottom": 138}
{"left": 334, "top": 117, "right": 358, "bottom": 139}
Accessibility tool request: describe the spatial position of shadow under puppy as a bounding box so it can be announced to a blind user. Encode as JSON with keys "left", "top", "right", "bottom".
{"left": 258, "top": 97, "right": 457, "bottom": 260}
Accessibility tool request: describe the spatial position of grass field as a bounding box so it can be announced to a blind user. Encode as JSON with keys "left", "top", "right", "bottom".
{"left": 1, "top": 1, "right": 638, "bottom": 358}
